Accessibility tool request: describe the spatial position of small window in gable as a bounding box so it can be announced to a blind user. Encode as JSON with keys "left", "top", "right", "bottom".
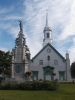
{"left": 39, "top": 60, "right": 43, "bottom": 65}
{"left": 47, "top": 48, "right": 51, "bottom": 53}
{"left": 47, "top": 55, "right": 50, "bottom": 61}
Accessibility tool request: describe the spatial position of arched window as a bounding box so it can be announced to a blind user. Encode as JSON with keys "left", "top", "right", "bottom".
{"left": 47, "top": 33, "right": 49, "bottom": 38}
{"left": 47, "top": 55, "right": 50, "bottom": 61}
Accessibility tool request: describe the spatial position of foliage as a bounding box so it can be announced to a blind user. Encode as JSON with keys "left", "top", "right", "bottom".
{"left": 71, "top": 62, "right": 75, "bottom": 79}
{"left": 0, "top": 50, "right": 12, "bottom": 77}
{"left": 0, "top": 81, "right": 58, "bottom": 91}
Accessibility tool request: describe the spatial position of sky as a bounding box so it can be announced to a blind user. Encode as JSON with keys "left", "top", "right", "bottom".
{"left": 0, "top": 0, "right": 75, "bottom": 64}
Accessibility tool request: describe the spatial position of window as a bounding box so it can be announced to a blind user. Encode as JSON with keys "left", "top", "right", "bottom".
{"left": 47, "top": 48, "right": 51, "bottom": 53}
{"left": 59, "top": 71, "right": 65, "bottom": 80}
{"left": 39, "top": 60, "right": 43, "bottom": 65}
{"left": 47, "top": 56, "right": 50, "bottom": 61}
{"left": 32, "top": 71, "right": 38, "bottom": 80}
{"left": 31, "top": 59, "right": 33, "bottom": 63}
{"left": 47, "top": 33, "right": 49, "bottom": 38}
{"left": 54, "top": 59, "right": 58, "bottom": 65}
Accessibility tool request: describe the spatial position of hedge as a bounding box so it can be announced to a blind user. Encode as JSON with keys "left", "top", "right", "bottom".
{"left": 0, "top": 81, "right": 59, "bottom": 91}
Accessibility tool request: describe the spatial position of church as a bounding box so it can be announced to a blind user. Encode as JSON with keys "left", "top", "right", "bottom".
{"left": 11, "top": 15, "right": 71, "bottom": 81}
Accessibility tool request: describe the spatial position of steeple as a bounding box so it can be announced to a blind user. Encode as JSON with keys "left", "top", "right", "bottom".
{"left": 46, "top": 11, "right": 48, "bottom": 27}
{"left": 43, "top": 11, "right": 52, "bottom": 47}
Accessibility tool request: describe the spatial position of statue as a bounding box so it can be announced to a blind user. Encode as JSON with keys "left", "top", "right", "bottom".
{"left": 19, "top": 20, "right": 23, "bottom": 32}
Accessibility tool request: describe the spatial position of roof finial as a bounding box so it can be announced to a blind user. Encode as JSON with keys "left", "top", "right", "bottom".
{"left": 46, "top": 9, "right": 48, "bottom": 27}
{"left": 19, "top": 20, "right": 23, "bottom": 33}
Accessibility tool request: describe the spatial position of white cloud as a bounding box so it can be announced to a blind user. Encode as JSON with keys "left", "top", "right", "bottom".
{"left": 22, "top": 0, "right": 75, "bottom": 62}
{"left": 58, "top": 0, "right": 75, "bottom": 41}
{"left": 21, "top": 1, "right": 66, "bottom": 55}
{"left": 0, "top": 0, "right": 75, "bottom": 63}
{"left": 0, "top": 47, "right": 8, "bottom": 52}
{"left": 0, "top": 15, "right": 22, "bottom": 21}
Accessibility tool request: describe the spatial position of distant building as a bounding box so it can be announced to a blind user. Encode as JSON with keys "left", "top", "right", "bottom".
{"left": 11, "top": 14, "right": 71, "bottom": 81}
{"left": 11, "top": 21, "right": 30, "bottom": 81}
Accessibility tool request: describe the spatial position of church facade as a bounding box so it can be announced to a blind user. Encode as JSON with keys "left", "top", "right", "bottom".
{"left": 30, "top": 44, "right": 71, "bottom": 81}
{"left": 11, "top": 15, "right": 71, "bottom": 81}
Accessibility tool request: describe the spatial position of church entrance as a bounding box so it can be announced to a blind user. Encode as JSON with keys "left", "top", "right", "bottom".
{"left": 43, "top": 66, "right": 54, "bottom": 80}
{"left": 45, "top": 75, "right": 51, "bottom": 80}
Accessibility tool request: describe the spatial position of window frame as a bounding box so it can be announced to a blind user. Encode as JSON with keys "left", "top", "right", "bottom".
{"left": 47, "top": 33, "right": 49, "bottom": 38}
{"left": 39, "top": 60, "right": 43, "bottom": 65}
{"left": 47, "top": 55, "right": 50, "bottom": 61}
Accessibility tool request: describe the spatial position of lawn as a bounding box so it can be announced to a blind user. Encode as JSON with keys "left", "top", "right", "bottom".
{"left": 0, "top": 84, "right": 75, "bottom": 100}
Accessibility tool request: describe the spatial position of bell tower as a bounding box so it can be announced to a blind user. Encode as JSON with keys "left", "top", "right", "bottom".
{"left": 43, "top": 12, "right": 52, "bottom": 47}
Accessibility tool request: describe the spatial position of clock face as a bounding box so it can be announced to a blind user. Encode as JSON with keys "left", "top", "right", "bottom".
{"left": 47, "top": 48, "right": 51, "bottom": 53}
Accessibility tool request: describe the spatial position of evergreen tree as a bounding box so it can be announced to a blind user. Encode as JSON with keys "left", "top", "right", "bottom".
{"left": 0, "top": 50, "right": 12, "bottom": 77}
{"left": 71, "top": 62, "right": 75, "bottom": 79}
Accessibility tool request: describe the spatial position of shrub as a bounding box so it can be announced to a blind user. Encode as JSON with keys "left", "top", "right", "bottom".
{"left": 0, "top": 80, "right": 59, "bottom": 91}
{"left": 0, "top": 82, "right": 18, "bottom": 90}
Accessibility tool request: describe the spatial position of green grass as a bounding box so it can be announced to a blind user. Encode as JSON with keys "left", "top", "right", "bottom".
{"left": 0, "top": 84, "right": 75, "bottom": 100}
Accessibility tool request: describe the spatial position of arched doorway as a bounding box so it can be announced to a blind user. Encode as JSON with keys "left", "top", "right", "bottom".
{"left": 43, "top": 66, "right": 55, "bottom": 80}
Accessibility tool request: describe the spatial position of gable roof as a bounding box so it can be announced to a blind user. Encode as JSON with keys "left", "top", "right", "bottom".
{"left": 31, "top": 43, "right": 66, "bottom": 61}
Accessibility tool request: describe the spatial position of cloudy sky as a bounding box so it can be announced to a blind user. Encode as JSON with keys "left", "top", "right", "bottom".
{"left": 0, "top": 0, "right": 75, "bottom": 63}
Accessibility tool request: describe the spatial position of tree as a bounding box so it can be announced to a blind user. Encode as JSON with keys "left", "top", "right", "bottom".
{"left": 0, "top": 50, "right": 12, "bottom": 77}
{"left": 71, "top": 62, "right": 75, "bottom": 79}
{"left": 0, "top": 50, "right": 5, "bottom": 74}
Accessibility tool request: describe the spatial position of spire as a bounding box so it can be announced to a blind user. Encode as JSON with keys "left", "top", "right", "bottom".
{"left": 46, "top": 10, "right": 48, "bottom": 27}
{"left": 43, "top": 10, "right": 52, "bottom": 47}
{"left": 44, "top": 10, "right": 51, "bottom": 31}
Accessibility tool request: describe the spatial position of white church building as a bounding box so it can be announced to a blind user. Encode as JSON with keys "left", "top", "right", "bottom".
{"left": 11, "top": 15, "right": 71, "bottom": 81}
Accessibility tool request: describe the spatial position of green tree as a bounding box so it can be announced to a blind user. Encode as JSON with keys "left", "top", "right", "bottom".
{"left": 0, "top": 50, "right": 12, "bottom": 77}
{"left": 71, "top": 62, "right": 75, "bottom": 79}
